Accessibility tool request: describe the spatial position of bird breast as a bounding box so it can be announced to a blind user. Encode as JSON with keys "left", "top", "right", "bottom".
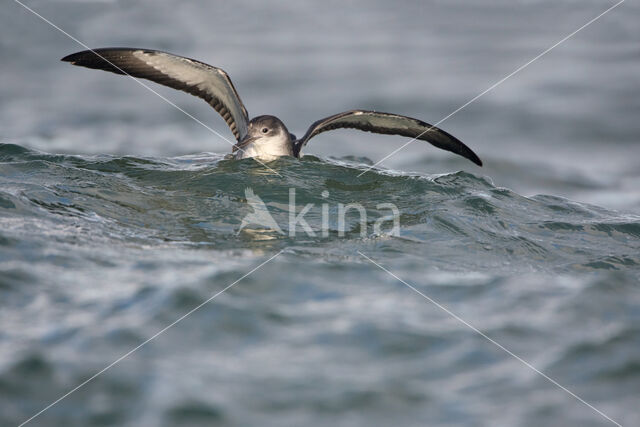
{"left": 235, "top": 135, "right": 293, "bottom": 160}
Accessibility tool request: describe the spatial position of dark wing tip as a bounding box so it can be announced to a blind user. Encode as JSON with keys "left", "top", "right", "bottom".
{"left": 61, "top": 48, "right": 140, "bottom": 64}
{"left": 61, "top": 49, "right": 106, "bottom": 63}
{"left": 457, "top": 139, "right": 483, "bottom": 166}
{"left": 61, "top": 50, "right": 99, "bottom": 65}
{"left": 469, "top": 151, "right": 483, "bottom": 167}
{"left": 61, "top": 52, "right": 78, "bottom": 62}
{"left": 448, "top": 141, "right": 482, "bottom": 167}
{"left": 415, "top": 117, "right": 483, "bottom": 167}
{"left": 59, "top": 49, "right": 137, "bottom": 75}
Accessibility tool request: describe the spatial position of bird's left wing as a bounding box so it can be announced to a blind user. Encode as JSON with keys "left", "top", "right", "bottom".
{"left": 62, "top": 48, "right": 249, "bottom": 141}
{"left": 295, "top": 110, "right": 482, "bottom": 166}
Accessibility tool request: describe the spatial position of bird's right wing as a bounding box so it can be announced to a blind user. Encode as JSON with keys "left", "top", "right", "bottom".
{"left": 62, "top": 48, "right": 249, "bottom": 141}
{"left": 295, "top": 110, "right": 482, "bottom": 166}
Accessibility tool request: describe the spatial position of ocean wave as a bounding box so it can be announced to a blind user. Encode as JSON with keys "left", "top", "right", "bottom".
{"left": 1, "top": 143, "right": 639, "bottom": 274}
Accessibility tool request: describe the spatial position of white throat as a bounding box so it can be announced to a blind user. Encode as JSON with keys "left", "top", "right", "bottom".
{"left": 236, "top": 134, "right": 293, "bottom": 160}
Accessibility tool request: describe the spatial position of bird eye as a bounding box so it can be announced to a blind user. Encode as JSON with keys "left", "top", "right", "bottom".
{"left": 261, "top": 127, "right": 269, "bottom": 133}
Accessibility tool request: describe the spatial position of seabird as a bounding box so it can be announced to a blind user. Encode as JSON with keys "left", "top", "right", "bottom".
{"left": 61, "top": 48, "right": 482, "bottom": 166}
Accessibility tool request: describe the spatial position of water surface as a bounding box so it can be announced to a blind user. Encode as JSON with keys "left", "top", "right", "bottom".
{"left": 1, "top": 1, "right": 639, "bottom": 426}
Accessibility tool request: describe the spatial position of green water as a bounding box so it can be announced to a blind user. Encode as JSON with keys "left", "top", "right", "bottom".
{"left": 1, "top": 143, "right": 639, "bottom": 426}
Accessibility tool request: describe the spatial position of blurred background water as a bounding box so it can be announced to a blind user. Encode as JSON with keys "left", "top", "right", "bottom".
{"left": 1, "top": 1, "right": 639, "bottom": 426}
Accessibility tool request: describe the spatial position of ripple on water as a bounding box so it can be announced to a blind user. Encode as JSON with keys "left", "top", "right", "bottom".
{"left": 1, "top": 143, "right": 640, "bottom": 426}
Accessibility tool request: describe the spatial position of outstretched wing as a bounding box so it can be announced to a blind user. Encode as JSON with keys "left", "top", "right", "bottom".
{"left": 295, "top": 110, "right": 482, "bottom": 166}
{"left": 62, "top": 48, "right": 249, "bottom": 141}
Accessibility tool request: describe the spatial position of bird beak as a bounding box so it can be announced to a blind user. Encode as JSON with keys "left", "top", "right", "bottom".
{"left": 239, "top": 134, "right": 258, "bottom": 145}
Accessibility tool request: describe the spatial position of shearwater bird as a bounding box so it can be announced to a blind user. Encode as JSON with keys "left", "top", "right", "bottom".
{"left": 62, "top": 48, "right": 482, "bottom": 166}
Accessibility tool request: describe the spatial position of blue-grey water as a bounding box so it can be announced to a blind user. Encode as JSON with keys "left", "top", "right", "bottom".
{"left": 1, "top": 1, "right": 640, "bottom": 426}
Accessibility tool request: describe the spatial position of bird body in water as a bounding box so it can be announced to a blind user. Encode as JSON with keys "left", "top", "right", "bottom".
{"left": 62, "top": 48, "right": 482, "bottom": 167}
